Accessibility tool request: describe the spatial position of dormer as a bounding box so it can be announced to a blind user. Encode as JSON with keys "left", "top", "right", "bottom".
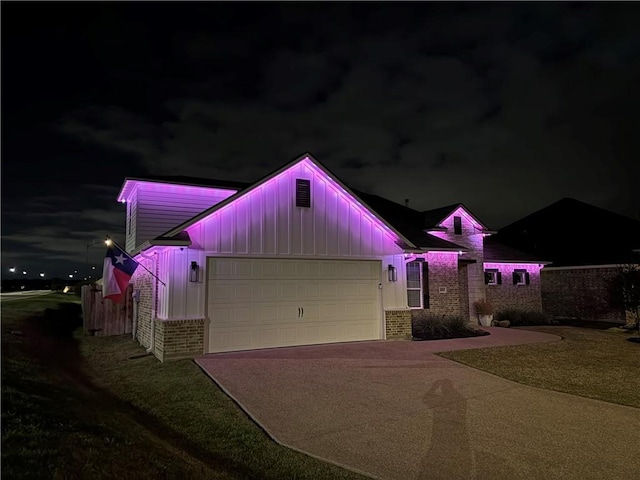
{"left": 422, "top": 204, "right": 495, "bottom": 254}
{"left": 117, "top": 176, "right": 247, "bottom": 253}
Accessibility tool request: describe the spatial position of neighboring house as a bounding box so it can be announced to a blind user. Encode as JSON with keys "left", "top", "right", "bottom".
{"left": 118, "top": 153, "right": 546, "bottom": 361}
{"left": 493, "top": 198, "right": 640, "bottom": 323}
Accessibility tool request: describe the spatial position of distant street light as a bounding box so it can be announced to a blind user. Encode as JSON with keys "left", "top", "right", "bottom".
{"left": 39, "top": 272, "right": 45, "bottom": 278}
{"left": 9, "top": 267, "right": 16, "bottom": 273}
{"left": 22, "top": 271, "right": 27, "bottom": 275}
{"left": 68, "top": 274, "right": 74, "bottom": 278}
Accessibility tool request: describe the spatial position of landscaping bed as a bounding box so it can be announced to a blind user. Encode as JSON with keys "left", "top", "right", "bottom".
{"left": 411, "top": 311, "right": 489, "bottom": 341}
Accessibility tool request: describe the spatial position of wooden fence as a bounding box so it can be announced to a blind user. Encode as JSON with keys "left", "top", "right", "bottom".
{"left": 81, "top": 284, "right": 134, "bottom": 336}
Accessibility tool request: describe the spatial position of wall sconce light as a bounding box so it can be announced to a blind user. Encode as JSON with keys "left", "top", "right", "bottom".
{"left": 388, "top": 264, "right": 397, "bottom": 282}
{"left": 189, "top": 261, "right": 200, "bottom": 283}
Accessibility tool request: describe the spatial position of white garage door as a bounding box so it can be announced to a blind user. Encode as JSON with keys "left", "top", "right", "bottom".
{"left": 206, "top": 258, "right": 381, "bottom": 353}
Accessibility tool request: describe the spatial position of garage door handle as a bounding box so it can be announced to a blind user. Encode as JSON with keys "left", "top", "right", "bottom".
{"left": 301, "top": 307, "right": 304, "bottom": 317}
{"left": 298, "top": 307, "right": 301, "bottom": 318}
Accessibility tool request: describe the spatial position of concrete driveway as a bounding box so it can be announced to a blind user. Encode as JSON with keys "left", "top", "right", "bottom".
{"left": 196, "top": 328, "right": 639, "bottom": 480}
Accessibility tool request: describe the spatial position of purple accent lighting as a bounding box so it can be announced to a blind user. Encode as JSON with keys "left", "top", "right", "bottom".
{"left": 183, "top": 156, "right": 404, "bottom": 245}
{"left": 118, "top": 180, "right": 238, "bottom": 204}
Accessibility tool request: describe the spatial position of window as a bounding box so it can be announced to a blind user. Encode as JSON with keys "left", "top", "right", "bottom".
{"left": 513, "top": 269, "right": 530, "bottom": 285}
{"left": 406, "top": 260, "right": 429, "bottom": 308}
{"left": 296, "top": 179, "right": 311, "bottom": 207}
{"left": 453, "top": 216, "right": 462, "bottom": 235}
{"left": 484, "top": 269, "right": 501, "bottom": 285}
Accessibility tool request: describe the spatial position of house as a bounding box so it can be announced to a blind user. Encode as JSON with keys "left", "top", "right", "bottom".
{"left": 492, "top": 198, "right": 640, "bottom": 323}
{"left": 118, "top": 153, "right": 546, "bottom": 361}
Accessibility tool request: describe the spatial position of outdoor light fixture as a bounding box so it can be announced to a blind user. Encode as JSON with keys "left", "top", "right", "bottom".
{"left": 189, "top": 261, "right": 200, "bottom": 283}
{"left": 9, "top": 267, "right": 15, "bottom": 273}
{"left": 105, "top": 238, "right": 113, "bottom": 246}
{"left": 22, "top": 271, "right": 27, "bottom": 275}
{"left": 68, "top": 274, "right": 74, "bottom": 278}
{"left": 388, "top": 264, "right": 397, "bottom": 282}
{"left": 39, "top": 272, "right": 45, "bottom": 277}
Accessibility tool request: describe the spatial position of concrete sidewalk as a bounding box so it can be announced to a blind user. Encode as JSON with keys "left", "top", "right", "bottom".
{"left": 196, "top": 329, "right": 639, "bottom": 480}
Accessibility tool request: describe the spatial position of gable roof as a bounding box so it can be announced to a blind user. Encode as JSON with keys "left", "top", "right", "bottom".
{"left": 128, "top": 153, "right": 479, "bottom": 254}
{"left": 159, "top": 153, "right": 418, "bottom": 249}
{"left": 494, "top": 197, "right": 640, "bottom": 267}
{"left": 422, "top": 203, "right": 491, "bottom": 231}
{"left": 350, "top": 190, "right": 466, "bottom": 251}
{"left": 422, "top": 204, "right": 462, "bottom": 228}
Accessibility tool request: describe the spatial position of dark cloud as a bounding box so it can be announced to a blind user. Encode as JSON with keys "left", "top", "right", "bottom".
{"left": 3, "top": 2, "right": 640, "bottom": 277}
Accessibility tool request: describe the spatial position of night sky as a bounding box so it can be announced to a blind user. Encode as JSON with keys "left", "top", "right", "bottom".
{"left": 2, "top": 2, "right": 639, "bottom": 279}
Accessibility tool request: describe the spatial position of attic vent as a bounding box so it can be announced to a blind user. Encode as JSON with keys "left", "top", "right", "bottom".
{"left": 454, "top": 216, "right": 462, "bottom": 235}
{"left": 296, "top": 179, "right": 311, "bottom": 208}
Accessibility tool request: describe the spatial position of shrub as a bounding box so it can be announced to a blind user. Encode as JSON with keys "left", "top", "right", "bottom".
{"left": 495, "top": 309, "right": 553, "bottom": 326}
{"left": 411, "top": 310, "right": 489, "bottom": 340}
{"left": 473, "top": 299, "right": 494, "bottom": 315}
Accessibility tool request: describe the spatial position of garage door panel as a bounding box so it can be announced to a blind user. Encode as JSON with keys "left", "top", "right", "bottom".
{"left": 279, "top": 327, "right": 297, "bottom": 344}
{"left": 211, "top": 285, "right": 231, "bottom": 300}
{"left": 234, "top": 284, "right": 252, "bottom": 299}
{"left": 319, "top": 284, "right": 338, "bottom": 298}
{"left": 259, "top": 328, "right": 278, "bottom": 345}
{"left": 320, "top": 324, "right": 338, "bottom": 340}
{"left": 304, "top": 284, "right": 319, "bottom": 297}
{"left": 258, "top": 305, "right": 278, "bottom": 322}
{"left": 260, "top": 283, "right": 278, "bottom": 299}
{"left": 231, "top": 329, "right": 252, "bottom": 347}
{"left": 235, "top": 261, "right": 252, "bottom": 276}
{"left": 233, "top": 307, "right": 252, "bottom": 323}
{"left": 207, "top": 258, "right": 381, "bottom": 353}
{"left": 303, "top": 325, "right": 320, "bottom": 342}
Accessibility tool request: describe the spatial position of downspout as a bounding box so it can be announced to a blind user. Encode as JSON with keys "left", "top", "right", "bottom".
{"left": 139, "top": 250, "right": 157, "bottom": 355}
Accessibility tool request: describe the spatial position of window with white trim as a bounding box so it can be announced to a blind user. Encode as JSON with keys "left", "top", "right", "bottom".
{"left": 484, "top": 269, "right": 501, "bottom": 285}
{"left": 406, "top": 261, "right": 421, "bottom": 308}
{"left": 513, "top": 269, "right": 530, "bottom": 285}
{"left": 406, "top": 260, "right": 430, "bottom": 308}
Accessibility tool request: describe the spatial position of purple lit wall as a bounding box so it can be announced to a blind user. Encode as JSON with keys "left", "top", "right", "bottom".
{"left": 430, "top": 207, "right": 486, "bottom": 322}
{"left": 483, "top": 262, "right": 543, "bottom": 312}
{"left": 426, "top": 252, "right": 461, "bottom": 316}
{"left": 428, "top": 207, "right": 484, "bottom": 252}
{"left": 119, "top": 180, "right": 238, "bottom": 252}
{"left": 185, "top": 156, "right": 404, "bottom": 258}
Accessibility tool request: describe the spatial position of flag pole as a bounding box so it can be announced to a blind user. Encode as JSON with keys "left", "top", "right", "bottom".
{"left": 105, "top": 236, "right": 166, "bottom": 286}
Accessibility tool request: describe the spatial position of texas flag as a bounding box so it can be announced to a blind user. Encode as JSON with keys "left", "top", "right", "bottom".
{"left": 102, "top": 242, "right": 139, "bottom": 303}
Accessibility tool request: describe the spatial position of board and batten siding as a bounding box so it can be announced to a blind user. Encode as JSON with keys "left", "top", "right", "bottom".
{"left": 155, "top": 248, "right": 206, "bottom": 321}
{"left": 382, "top": 254, "right": 410, "bottom": 310}
{"left": 185, "top": 162, "right": 404, "bottom": 259}
{"left": 126, "top": 182, "right": 238, "bottom": 252}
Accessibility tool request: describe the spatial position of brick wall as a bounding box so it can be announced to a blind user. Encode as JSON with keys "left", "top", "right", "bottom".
{"left": 426, "top": 252, "right": 461, "bottom": 317}
{"left": 385, "top": 310, "right": 411, "bottom": 338}
{"left": 485, "top": 263, "right": 542, "bottom": 313}
{"left": 130, "top": 257, "right": 155, "bottom": 349}
{"left": 458, "top": 264, "right": 471, "bottom": 322}
{"left": 428, "top": 208, "right": 486, "bottom": 321}
{"left": 154, "top": 318, "right": 206, "bottom": 362}
{"left": 541, "top": 267, "right": 626, "bottom": 323}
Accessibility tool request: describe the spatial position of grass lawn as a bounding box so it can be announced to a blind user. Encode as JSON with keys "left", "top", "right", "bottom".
{"left": 2, "top": 294, "right": 365, "bottom": 479}
{"left": 439, "top": 326, "right": 640, "bottom": 408}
